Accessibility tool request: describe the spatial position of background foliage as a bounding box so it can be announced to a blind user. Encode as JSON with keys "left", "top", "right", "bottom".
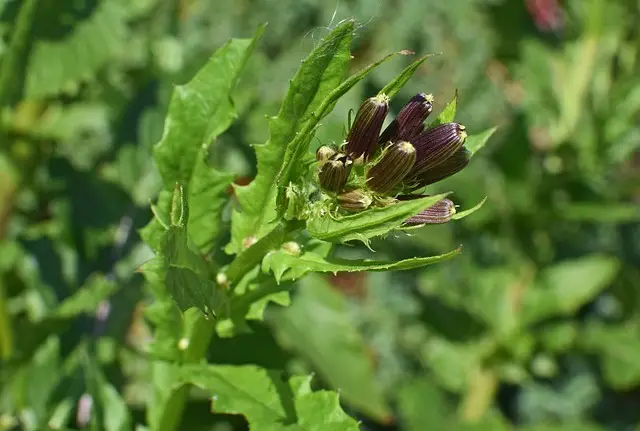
{"left": 1, "top": 0, "right": 640, "bottom": 430}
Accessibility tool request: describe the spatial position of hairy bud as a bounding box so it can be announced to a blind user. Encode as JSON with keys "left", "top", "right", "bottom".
{"left": 379, "top": 93, "right": 434, "bottom": 144}
{"left": 411, "top": 147, "right": 471, "bottom": 188}
{"left": 345, "top": 94, "right": 389, "bottom": 160}
{"left": 410, "top": 123, "right": 467, "bottom": 177}
{"left": 366, "top": 141, "right": 416, "bottom": 194}
{"left": 338, "top": 189, "right": 373, "bottom": 212}
{"left": 403, "top": 198, "right": 457, "bottom": 225}
{"left": 318, "top": 153, "right": 352, "bottom": 192}
{"left": 316, "top": 145, "right": 337, "bottom": 163}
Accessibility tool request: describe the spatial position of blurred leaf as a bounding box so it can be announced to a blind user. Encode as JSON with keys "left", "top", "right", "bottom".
{"left": 397, "top": 377, "right": 452, "bottom": 430}
{"left": 582, "top": 321, "right": 640, "bottom": 389}
{"left": 557, "top": 202, "right": 640, "bottom": 223}
{"left": 180, "top": 365, "right": 360, "bottom": 430}
{"left": 522, "top": 255, "right": 620, "bottom": 325}
{"left": 378, "top": 54, "right": 436, "bottom": 99}
{"left": 307, "top": 193, "right": 449, "bottom": 245}
{"left": 52, "top": 274, "right": 118, "bottom": 319}
{"left": 228, "top": 20, "right": 354, "bottom": 254}
{"left": 268, "top": 274, "right": 392, "bottom": 422}
{"left": 262, "top": 248, "right": 460, "bottom": 284}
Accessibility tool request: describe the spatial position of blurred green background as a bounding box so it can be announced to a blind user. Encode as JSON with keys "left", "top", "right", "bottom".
{"left": 1, "top": 0, "right": 640, "bottom": 429}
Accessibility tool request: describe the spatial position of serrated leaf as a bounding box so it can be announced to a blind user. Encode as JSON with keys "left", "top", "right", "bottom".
{"left": 180, "top": 364, "right": 359, "bottom": 430}
{"left": 452, "top": 197, "right": 487, "bottom": 220}
{"left": 263, "top": 248, "right": 461, "bottom": 284}
{"left": 268, "top": 274, "right": 392, "bottom": 422}
{"left": 378, "top": 53, "right": 437, "bottom": 99}
{"left": 228, "top": 20, "right": 354, "bottom": 254}
{"left": 522, "top": 255, "right": 620, "bottom": 325}
{"left": 307, "top": 193, "right": 449, "bottom": 244}
{"left": 187, "top": 152, "right": 235, "bottom": 254}
{"left": 153, "top": 26, "right": 263, "bottom": 186}
{"left": 466, "top": 127, "right": 497, "bottom": 156}
{"left": 52, "top": 274, "right": 118, "bottom": 319}
{"left": 431, "top": 91, "right": 458, "bottom": 126}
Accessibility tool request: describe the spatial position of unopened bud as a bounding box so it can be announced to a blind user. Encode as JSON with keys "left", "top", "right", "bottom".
{"left": 338, "top": 189, "right": 373, "bottom": 212}
{"left": 379, "top": 93, "right": 434, "bottom": 144}
{"left": 318, "top": 153, "right": 352, "bottom": 192}
{"left": 366, "top": 141, "right": 416, "bottom": 194}
{"left": 282, "top": 241, "right": 302, "bottom": 256}
{"left": 410, "top": 147, "right": 471, "bottom": 188}
{"left": 345, "top": 94, "right": 389, "bottom": 160}
{"left": 403, "top": 198, "right": 456, "bottom": 225}
{"left": 410, "top": 123, "right": 467, "bottom": 177}
{"left": 316, "top": 145, "right": 337, "bottom": 163}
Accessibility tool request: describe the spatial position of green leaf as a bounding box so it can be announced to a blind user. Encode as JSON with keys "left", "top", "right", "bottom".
{"left": 180, "top": 365, "right": 360, "bottom": 430}
{"left": 52, "top": 274, "right": 118, "bottom": 319}
{"left": 397, "top": 377, "right": 452, "bottom": 431}
{"left": 262, "top": 248, "right": 461, "bottom": 284}
{"left": 140, "top": 188, "right": 172, "bottom": 251}
{"left": 582, "top": 321, "right": 640, "bottom": 389}
{"left": 431, "top": 91, "right": 458, "bottom": 126}
{"left": 452, "top": 197, "right": 487, "bottom": 220}
{"left": 268, "top": 274, "right": 392, "bottom": 422}
{"left": 465, "top": 127, "right": 497, "bottom": 156}
{"left": 228, "top": 20, "right": 354, "bottom": 254}
{"left": 522, "top": 255, "right": 620, "bottom": 325}
{"left": 378, "top": 53, "right": 437, "bottom": 99}
{"left": 153, "top": 26, "right": 263, "bottom": 186}
{"left": 307, "top": 193, "right": 449, "bottom": 244}
{"left": 187, "top": 152, "right": 235, "bottom": 254}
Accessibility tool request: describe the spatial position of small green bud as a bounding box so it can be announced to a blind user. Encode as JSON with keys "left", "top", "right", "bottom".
{"left": 282, "top": 241, "right": 302, "bottom": 256}
{"left": 337, "top": 189, "right": 373, "bottom": 212}
{"left": 366, "top": 141, "right": 416, "bottom": 194}
{"left": 318, "top": 153, "right": 352, "bottom": 192}
{"left": 316, "top": 145, "right": 337, "bottom": 163}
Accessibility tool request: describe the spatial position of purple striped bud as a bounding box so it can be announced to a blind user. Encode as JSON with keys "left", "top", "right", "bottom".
{"left": 338, "top": 189, "right": 373, "bottom": 212}
{"left": 318, "top": 153, "right": 352, "bottom": 192}
{"left": 379, "top": 93, "right": 434, "bottom": 145}
{"left": 316, "top": 145, "right": 337, "bottom": 163}
{"left": 366, "top": 141, "right": 416, "bottom": 194}
{"left": 345, "top": 94, "right": 389, "bottom": 160}
{"left": 403, "top": 198, "right": 456, "bottom": 225}
{"left": 408, "top": 147, "right": 471, "bottom": 189}
{"left": 410, "top": 123, "right": 467, "bottom": 177}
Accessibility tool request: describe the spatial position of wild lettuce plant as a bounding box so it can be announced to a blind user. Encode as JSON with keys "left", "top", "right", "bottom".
{"left": 137, "top": 20, "right": 496, "bottom": 429}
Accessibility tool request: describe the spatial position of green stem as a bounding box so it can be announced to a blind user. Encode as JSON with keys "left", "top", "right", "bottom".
{"left": 224, "top": 220, "right": 304, "bottom": 286}
{"left": 0, "top": 0, "right": 39, "bottom": 110}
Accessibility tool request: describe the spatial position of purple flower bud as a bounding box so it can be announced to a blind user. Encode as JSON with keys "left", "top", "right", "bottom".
{"left": 366, "top": 141, "right": 416, "bottom": 194}
{"left": 316, "top": 145, "right": 337, "bottom": 162}
{"left": 345, "top": 94, "right": 389, "bottom": 160}
{"left": 403, "top": 198, "right": 456, "bottom": 225}
{"left": 409, "top": 123, "right": 467, "bottom": 177}
{"left": 318, "top": 153, "right": 352, "bottom": 192}
{"left": 338, "top": 189, "right": 373, "bottom": 212}
{"left": 379, "top": 93, "right": 434, "bottom": 144}
{"left": 409, "top": 147, "right": 471, "bottom": 189}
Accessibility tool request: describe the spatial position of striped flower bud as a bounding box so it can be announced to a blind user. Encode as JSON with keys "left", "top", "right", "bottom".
{"left": 379, "top": 93, "right": 434, "bottom": 144}
{"left": 338, "top": 189, "right": 373, "bottom": 212}
{"left": 403, "top": 198, "right": 456, "bottom": 225}
{"left": 318, "top": 153, "right": 352, "bottom": 192}
{"left": 411, "top": 147, "right": 471, "bottom": 188}
{"left": 316, "top": 145, "right": 337, "bottom": 163}
{"left": 366, "top": 141, "right": 416, "bottom": 194}
{"left": 410, "top": 123, "right": 467, "bottom": 177}
{"left": 345, "top": 94, "right": 389, "bottom": 160}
